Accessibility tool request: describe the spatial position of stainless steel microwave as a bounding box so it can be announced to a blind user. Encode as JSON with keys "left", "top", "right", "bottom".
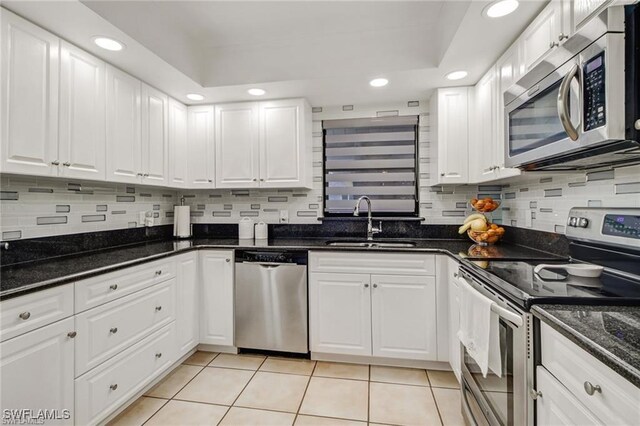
{"left": 504, "top": 5, "right": 640, "bottom": 171}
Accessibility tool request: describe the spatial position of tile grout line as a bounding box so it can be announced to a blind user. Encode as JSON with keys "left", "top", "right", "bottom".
{"left": 140, "top": 352, "right": 221, "bottom": 426}
{"left": 429, "top": 385, "right": 445, "bottom": 426}
{"left": 292, "top": 358, "right": 318, "bottom": 425}
{"left": 215, "top": 355, "right": 269, "bottom": 425}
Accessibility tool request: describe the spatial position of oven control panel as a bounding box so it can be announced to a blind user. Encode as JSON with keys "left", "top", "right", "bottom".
{"left": 566, "top": 208, "right": 640, "bottom": 249}
{"left": 583, "top": 52, "right": 606, "bottom": 131}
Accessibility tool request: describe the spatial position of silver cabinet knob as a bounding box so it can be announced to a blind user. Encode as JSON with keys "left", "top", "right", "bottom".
{"left": 373, "top": 283, "right": 378, "bottom": 288}
{"left": 155, "top": 352, "right": 162, "bottom": 358}
{"left": 110, "top": 327, "right": 118, "bottom": 334}
{"left": 208, "top": 179, "right": 213, "bottom": 183}
{"left": 549, "top": 41, "right": 559, "bottom": 49}
{"left": 440, "top": 173, "right": 445, "bottom": 177}
{"left": 155, "top": 306, "right": 162, "bottom": 312}
{"left": 558, "top": 33, "right": 568, "bottom": 41}
{"left": 137, "top": 173, "right": 144, "bottom": 177}
{"left": 364, "top": 283, "right": 369, "bottom": 288}
{"left": 226, "top": 258, "right": 231, "bottom": 262}
{"left": 260, "top": 178, "right": 264, "bottom": 182}
{"left": 155, "top": 270, "right": 162, "bottom": 275}
{"left": 51, "top": 160, "right": 60, "bottom": 166}
{"left": 529, "top": 389, "right": 543, "bottom": 400}
{"left": 63, "top": 162, "right": 71, "bottom": 167}
{"left": 252, "top": 178, "right": 257, "bottom": 182}
{"left": 584, "top": 381, "right": 602, "bottom": 395}
{"left": 110, "top": 384, "right": 118, "bottom": 391}
{"left": 18, "top": 312, "right": 31, "bottom": 320}
{"left": 110, "top": 284, "right": 118, "bottom": 290}
{"left": 67, "top": 331, "right": 77, "bottom": 338}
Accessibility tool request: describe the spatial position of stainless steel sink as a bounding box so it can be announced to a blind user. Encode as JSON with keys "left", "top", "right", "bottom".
{"left": 326, "top": 241, "right": 416, "bottom": 248}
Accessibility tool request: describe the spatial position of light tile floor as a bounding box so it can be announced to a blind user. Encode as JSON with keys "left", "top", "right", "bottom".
{"left": 108, "top": 352, "right": 464, "bottom": 426}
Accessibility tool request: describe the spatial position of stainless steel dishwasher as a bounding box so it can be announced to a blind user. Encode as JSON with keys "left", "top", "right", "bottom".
{"left": 235, "top": 250, "right": 308, "bottom": 353}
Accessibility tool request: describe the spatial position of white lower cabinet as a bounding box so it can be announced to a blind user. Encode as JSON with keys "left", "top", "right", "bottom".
{"left": 309, "top": 252, "right": 438, "bottom": 361}
{"left": 75, "top": 323, "right": 176, "bottom": 425}
{"left": 175, "top": 252, "right": 199, "bottom": 357}
{"left": 199, "top": 250, "right": 234, "bottom": 346}
{"left": 309, "top": 272, "right": 372, "bottom": 356}
{"left": 536, "top": 366, "right": 601, "bottom": 425}
{"left": 371, "top": 274, "right": 436, "bottom": 360}
{"left": 447, "top": 260, "right": 462, "bottom": 382}
{"left": 0, "top": 317, "right": 75, "bottom": 425}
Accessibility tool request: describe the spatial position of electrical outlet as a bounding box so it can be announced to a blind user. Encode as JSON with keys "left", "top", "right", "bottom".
{"left": 279, "top": 210, "right": 289, "bottom": 223}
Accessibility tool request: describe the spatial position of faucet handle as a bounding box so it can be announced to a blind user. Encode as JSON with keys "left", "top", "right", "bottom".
{"left": 372, "top": 221, "right": 382, "bottom": 234}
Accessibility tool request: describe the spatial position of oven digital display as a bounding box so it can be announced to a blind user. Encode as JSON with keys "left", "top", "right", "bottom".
{"left": 603, "top": 215, "right": 640, "bottom": 239}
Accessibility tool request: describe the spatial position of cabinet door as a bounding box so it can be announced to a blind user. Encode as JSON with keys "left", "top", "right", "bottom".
{"left": 0, "top": 10, "right": 59, "bottom": 176}
{"left": 187, "top": 106, "right": 215, "bottom": 188}
{"left": 573, "top": 0, "right": 612, "bottom": 32}
{"left": 470, "top": 67, "right": 498, "bottom": 183}
{"left": 176, "top": 253, "right": 199, "bottom": 357}
{"left": 106, "top": 65, "right": 142, "bottom": 183}
{"left": 215, "top": 102, "right": 260, "bottom": 188}
{"left": 199, "top": 250, "right": 234, "bottom": 346}
{"left": 495, "top": 45, "right": 522, "bottom": 180}
{"left": 141, "top": 84, "right": 168, "bottom": 185}
{"left": 58, "top": 42, "right": 106, "bottom": 181}
{"left": 309, "top": 272, "right": 371, "bottom": 356}
{"left": 0, "top": 318, "right": 74, "bottom": 425}
{"left": 168, "top": 99, "right": 188, "bottom": 187}
{"left": 259, "top": 99, "right": 308, "bottom": 188}
{"left": 521, "top": 0, "right": 562, "bottom": 73}
{"left": 536, "top": 366, "right": 602, "bottom": 425}
{"left": 371, "top": 274, "right": 437, "bottom": 360}
{"left": 435, "top": 87, "right": 469, "bottom": 184}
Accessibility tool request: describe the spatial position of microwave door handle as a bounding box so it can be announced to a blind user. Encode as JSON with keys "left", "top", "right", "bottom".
{"left": 557, "top": 63, "right": 581, "bottom": 141}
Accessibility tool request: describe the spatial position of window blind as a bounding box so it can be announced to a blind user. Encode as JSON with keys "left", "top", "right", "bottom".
{"left": 323, "top": 116, "right": 418, "bottom": 215}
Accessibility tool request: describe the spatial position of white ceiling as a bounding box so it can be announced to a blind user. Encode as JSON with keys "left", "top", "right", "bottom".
{"left": 2, "top": 0, "right": 547, "bottom": 107}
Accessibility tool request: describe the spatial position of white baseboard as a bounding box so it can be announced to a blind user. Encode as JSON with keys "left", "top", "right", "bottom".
{"left": 311, "top": 352, "right": 452, "bottom": 371}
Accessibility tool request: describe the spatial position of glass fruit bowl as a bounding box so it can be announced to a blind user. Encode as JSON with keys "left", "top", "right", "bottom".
{"left": 470, "top": 197, "right": 501, "bottom": 213}
{"left": 467, "top": 225, "right": 505, "bottom": 245}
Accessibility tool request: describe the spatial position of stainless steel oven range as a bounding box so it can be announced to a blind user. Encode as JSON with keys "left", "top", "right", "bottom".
{"left": 459, "top": 207, "right": 640, "bottom": 426}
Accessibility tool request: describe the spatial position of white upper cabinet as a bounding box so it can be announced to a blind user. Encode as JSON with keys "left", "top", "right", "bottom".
{"left": 0, "top": 10, "right": 59, "bottom": 177}
{"left": 470, "top": 67, "right": 498, "bottom": 183}
{"left": 141, "top": 83, "right": 168, "bottom": 185}
{"left": 106, "top": 65, "right": 142, "bottom": 183}
{"left": 215, "top": 102, "right": 260, "bottom": 188}
{"left": 58, "top": 41, "right": 106, "bottom": 181}
{"left": 430, "top": 87, "right": 470, "bottom": 185}
{"left": 168, "top": 98, "right": 188, "bottom": 187}
{"left": 572, "top": 0, "right": 613, "bottom": 32}
{"left": 521, "top": 0, "right": 565, "bottom": 73}
{"left": 187, "top": 105, "right": 215, "bottom": 188}
{"left": 259, "top": 99, "right": 312, "bottom": 188}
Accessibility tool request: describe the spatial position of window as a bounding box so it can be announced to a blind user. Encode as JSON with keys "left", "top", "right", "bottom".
{"left": 323, "top": 116, "right": 419, "bottom": 216}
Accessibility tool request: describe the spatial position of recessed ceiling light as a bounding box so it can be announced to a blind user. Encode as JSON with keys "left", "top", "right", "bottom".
{"left": 186, "top": 93, "right": 204, "bottom": 101}
{"left": 369, "top": 78, "right": 389, "bottom": 87}
{"left": 484, "top": 0, "right": 519, "bottom": 18}
{"left": 92, "top": 36, "right": 124, "bottom": 51}
{"left": 248, "top": 88, "right": 266, "bottom": 96}
{"left": 446, "top": 70, "right": 468, "bottom": 81}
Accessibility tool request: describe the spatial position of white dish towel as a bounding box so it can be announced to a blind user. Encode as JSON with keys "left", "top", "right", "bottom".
{"left": 457, "top": 277, "right": 502, "bottom": 378}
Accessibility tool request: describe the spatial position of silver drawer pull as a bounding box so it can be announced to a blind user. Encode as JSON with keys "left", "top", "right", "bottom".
{"left": 110, "top": 327, "right": 118, "bottom": 334}
{"left": 110, "top": 384, "right": 118, "bottom": 391}
{"left": 155, "top": 306, "right": 162, "bottom": 312}
{"left": 155, "top": 352, "right": 162, "bottom": 358}
{"left": 67, "top": 331, "right": 77, "bottom": 338}
{"left": 364, "top": 283, "right": 369, "bottom": 288}
{"left": 373, "top": 283, "right": 378, "bottom": 288}
{"left": 109, "top": 284, "right": 118, "bottom": 290}
{"left": 226, "top": 259, "right": 231, "bottom": 263}
{"left": 18, "top": 312, "right": 31, "bottom": 320}
{"left": 155, "top": 270, "right": 162, "bottom": 276}
{"left": 584, "top": 381, "right": 602, "bottom": 395}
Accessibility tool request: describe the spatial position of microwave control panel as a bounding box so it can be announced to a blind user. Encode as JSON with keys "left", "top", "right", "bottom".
{"left": 583, "top": 52, "right": 606, "bottom": 131}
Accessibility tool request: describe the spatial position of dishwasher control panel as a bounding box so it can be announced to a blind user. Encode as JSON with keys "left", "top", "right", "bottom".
{"left": 235, "top": 250, "right": 308, "bottom": 265}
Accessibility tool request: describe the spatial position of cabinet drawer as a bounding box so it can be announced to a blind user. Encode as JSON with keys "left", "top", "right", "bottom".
{"left": 309, "top": 251, "right": 435, "bottom": 275}
{"left": 75, "top": 258, "right": 175, "bottom": 312}
{"left": 1, "top": 284, "right": 74, "bottom": 342}
{"left": 75, "top": 279, "right": 175, "bottom": 376}
{"left": 75, "top": 322, "right": 175, "bottom": 425}
{"left": 540, "top": 323, "right": 640, "bottom": 425}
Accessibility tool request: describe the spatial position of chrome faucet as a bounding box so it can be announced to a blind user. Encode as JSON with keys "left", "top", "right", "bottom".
{"left": 353, "top": 196, "right": 382, "bottom": 241}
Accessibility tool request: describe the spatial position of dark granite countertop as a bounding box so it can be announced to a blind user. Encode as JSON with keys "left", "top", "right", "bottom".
{"left": 0, "top": 237, "right": 560, "bottom": 300}
{"left": 532, "top": 304, "right": 640, "bottom": 389}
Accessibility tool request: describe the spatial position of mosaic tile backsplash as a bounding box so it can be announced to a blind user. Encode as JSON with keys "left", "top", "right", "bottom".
{"left": 0, "top": 175, "right": 177, "bottom": 241}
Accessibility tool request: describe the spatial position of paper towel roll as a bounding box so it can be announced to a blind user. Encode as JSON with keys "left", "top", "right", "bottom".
{"left": 174, "top": 205, "right": 191, "bottom": 238}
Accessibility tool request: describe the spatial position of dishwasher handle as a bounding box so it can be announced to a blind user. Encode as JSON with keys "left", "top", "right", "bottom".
{"left": 237, "top": 261, "right": 305, "bottom": 267}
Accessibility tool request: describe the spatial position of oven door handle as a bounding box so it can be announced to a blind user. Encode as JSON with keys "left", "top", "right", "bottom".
{"left": 457, "top": 275, "right": 524, "bottom": 327}
{"left": 557, "top": 63, "right": 581, "bottom": 141}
